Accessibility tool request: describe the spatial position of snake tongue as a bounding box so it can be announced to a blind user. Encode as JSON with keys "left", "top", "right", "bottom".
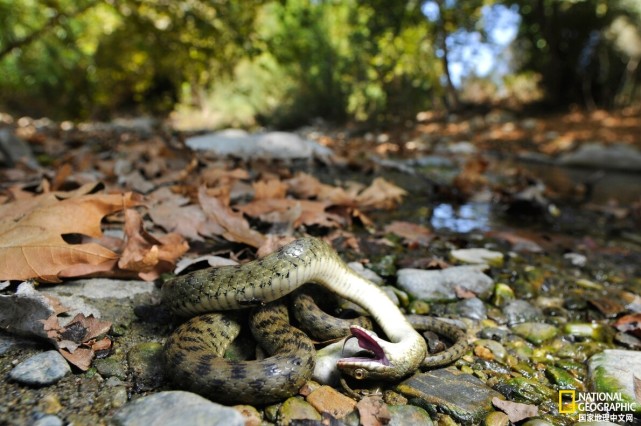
{"left": 346, "top": 326, "right": 390, "bottom": 366}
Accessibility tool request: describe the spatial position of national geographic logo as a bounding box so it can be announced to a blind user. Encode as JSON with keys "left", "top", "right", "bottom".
{"left": 559, "top": 390, "right": 638, "bottom": 423}
{"left": 559, "top": 390, "right": 575, "bottom": 414}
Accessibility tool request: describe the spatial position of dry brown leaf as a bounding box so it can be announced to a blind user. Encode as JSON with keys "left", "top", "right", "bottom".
{"left": 56, "top": 313, "right": 112, "bottom": 370}
{"left": 384, "top": 221, "right": 432, "bottom": 246}
{"left": 355, "top": 177, "right": 407, "bottom": 210}
{"left": 238, "top": 199, "right": 345, "bottom": 229}
{"left": 256, "top": 235, "right": 297, "bottom": 258}
{"left": 492, "top": 397, "right": 538, "bottom": 423}
{"left": 118, "top": 209, "right": 189, "bottom": 281}
{"left": 200, "top": 167, "right": 250, "bottom": 187}
{"left": 253, "top": 178, "right": 288, "bottom": 200}
{"left": 0, "top": 192, "right": 138, "bottom": 282}
{"left": 59, "top": 346, "right": 94, "bottom": 371}
{"left": 613, "top": 313, "right": 641, "bottom": 338}
{"left": 90, "top": 336, "right": 112, "bottom": 352}
{"left": 198, "top": 187, "right": 266, "bottom": 248}
{"left": 356, "top": 396, "right": 391, "bottom": 426}
{"left": 285, "top": 172, "right": 354, "bottom": 205}
{"left": 453, "top": 157, "right": 489, "bottom": 196}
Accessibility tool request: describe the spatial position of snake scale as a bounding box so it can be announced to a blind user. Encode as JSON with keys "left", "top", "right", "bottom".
{"left": 162, "top": 237, "right": 466, "bottom": 404}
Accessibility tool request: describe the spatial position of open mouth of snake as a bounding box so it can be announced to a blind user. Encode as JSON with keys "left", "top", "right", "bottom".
{"left": 340, "top": 326, "right": 390, "bottom": 366}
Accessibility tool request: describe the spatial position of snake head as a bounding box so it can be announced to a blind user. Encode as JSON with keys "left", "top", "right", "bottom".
{"left": 336, "top": 325, "right": 398, "bottom": 381}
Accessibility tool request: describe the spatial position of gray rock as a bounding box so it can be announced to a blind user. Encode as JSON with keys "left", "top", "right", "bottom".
{"left": 387, "top": 404, "right": 434, "bottom": 426}
{"left": 110, "top": 391, "right": 245, "bottom": 426}
{"left": 397, "top": 265, "right": 493, "bottom": 302}
{"left": 0, "top": 332, "right": 32, "bottom": 355}
{"left": 502, "top": 300, "right": 543, "bottom": 326}
{"left": 448, "top": 297, "right": 488, "bottom": 321}
{"left": 348, "top": 262, "right": 384, "bottom": 284}
{"left": 32, "top": 415, "right": 63, "bottom": 426}
{"left": 450, "top": 248, "right": 504, "bottom": 266}
{"left": 0, "top": 128, "right": 38, "bottom": 167}
{"left": 511, "top": 322, "right": 559, "bottom": 345}
{"left": 9, "top": 351, "right": 70, "bottom": 386}
{"left": 586, "top": 349, "right": 641, "bottom": 414}
{"left": 396, "top": 368, "right": 504, "bottom": 424}
{"left": 185, "top": 130, "right": 334, "bottom": 162}
{"left": 43, "top": 279, "right": 153, "bottom": 300}
{"left": 558, "top": 142, "right": 641, "bottom": 171}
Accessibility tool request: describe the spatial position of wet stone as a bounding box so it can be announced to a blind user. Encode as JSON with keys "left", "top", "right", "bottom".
{"left": 511, "top": 322, "right": 559, "bottom": 345}
{"left": 502, "top": 300, "right": 543, "bottom": 326}
{"left": 450, "top": 248, "right": 504, "bottom": 267}
{"left": 586, "top": 349, "right": 641, "bottom": 414}
{"left": 305, "top": 385, "right": 356, "bottom": 419}
{"left": 32, "top": 414, "right": 63, "bottom": 426}
{"left": 94, "top": 357, "right": 127, "bottom": 380}
{"left": 484, "top": 411, "right": 509, "bottom": 426}
{"left": 396, "top": 367, "right": 503, "bottom": 424}
{"left": 387, "top": 404, "right": 434, "bottom": 426}
{"left": 278, "top": 397, "right": 322, "bottom": 425}
{"left": 397, "top": 265, "right": 493, "bottom": 302}
{"left": 127, "top": 342, "right": 165, "bottom": 391}
{"left": 233, "top": 405, "right": 262, "bottom": 426}
{"left": 110, "top": 391, "right": 245, "bottom": 426}
{"left": 9, "top": 351, "right": 71, "bottom": 386}
{"left": 448, "top": 297, "right": 487, "bottom": 321}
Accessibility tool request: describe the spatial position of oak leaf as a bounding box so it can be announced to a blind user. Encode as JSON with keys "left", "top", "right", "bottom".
{"left": 118, "top": 209, "right": 189, "bottom": 281}
{"left": 0, "top": 192, "right": 138, "bottom": 282}
{"left": 198, "top": 187, "right": 267, "bottom": 248}
{"left": 355, "top": 177, "right": 407, "bottom": 210}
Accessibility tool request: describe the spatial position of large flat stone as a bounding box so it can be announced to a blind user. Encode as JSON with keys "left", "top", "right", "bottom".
{"left": 396, "top": 368, "right": 503, "bottom": 424}
{"left": 587, "top": 349, "right": 641, "bottom": 414}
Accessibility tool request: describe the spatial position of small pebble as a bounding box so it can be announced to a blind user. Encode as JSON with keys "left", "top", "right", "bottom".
{"left": 306, "top": 385, "right": 356, "bottom": 419}
{"left": 9, "top": 351, "right": 70, "bottom": 386}
{"left": 32, "top": 414, "right": 63, "bottom": 426}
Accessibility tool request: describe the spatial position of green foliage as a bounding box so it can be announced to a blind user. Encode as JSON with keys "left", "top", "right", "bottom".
{"left": 505, "top": 0, "right": 641, "bottom": 107}
{"left": 1, "top": 0, "right": 639, "bottom": 123}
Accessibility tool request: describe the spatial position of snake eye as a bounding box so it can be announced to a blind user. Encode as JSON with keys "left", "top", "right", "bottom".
{"left": 353, "top": 368, "right": 367, "bottom": 380}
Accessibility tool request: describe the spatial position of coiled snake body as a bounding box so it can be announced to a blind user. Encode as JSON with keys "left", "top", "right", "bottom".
{"left": 162, "top": 237, "right": 462, "bottom": 404}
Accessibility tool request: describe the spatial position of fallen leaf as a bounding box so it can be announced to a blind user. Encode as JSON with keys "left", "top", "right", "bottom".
{"left": 174, "top": 255, "right": 238, "bottom": 274}
{"left": 147, "top": 187, "right": 224, "bottom": 241}
{"left": 198, "top": 187, "right": 267, "bottom": 248}
{"left": 613, "top": 314, "right": 641, "bottom": 338}
{"left": 588, "top": 297, "right": 625, "bottom": 317}
{"left": 253, "top": 178, "right": 288, "bottom": 200}
{"left": 356, "top": 396, "right": 391, "bottom": 426}
{"left": 285, "top": 172, "right": 353, "bottom": 205}
{"left": 0, "top": 191, "right": 138, "bottom": 282}
{"left": 384, "top": 221, "right": 432, "bottom": 246}
{"left": 90, "top": 336, "right": 112, "bottom": 352}
{"left": 238, "top": 199, "right": 345, "bottom": 229}
{"left": 59, "top": 346, "right": 94, "bottom": 371}
{"left": 118, "top": 209, "right": 189, "bottom": 281}
{"left": 256, "top": 235, "right": 297, "bottom": 258}
{"left": 355, "top": 177, "right": 407, "bottom": 210}
{"left": 492, "top": 397, "right": 538, "bottom": 423}
{"left": 453, "top": 157, "right": 489, "bottom": 196}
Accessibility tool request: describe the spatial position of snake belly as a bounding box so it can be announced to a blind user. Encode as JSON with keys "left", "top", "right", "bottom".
{"left": 164, "top": 302, "right": 315, "bottom": 405}
{"left": 162, "top": 237, "right": 427, "bottom": 402}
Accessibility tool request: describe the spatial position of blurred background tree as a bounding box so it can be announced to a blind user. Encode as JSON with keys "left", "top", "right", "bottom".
{"left": 0, "top": 0, "right": 639, "bottom": 127}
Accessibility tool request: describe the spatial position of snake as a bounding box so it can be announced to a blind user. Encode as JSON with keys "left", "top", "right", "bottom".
{"left": 162, "top": 237, "right": 465, "bottom": 403}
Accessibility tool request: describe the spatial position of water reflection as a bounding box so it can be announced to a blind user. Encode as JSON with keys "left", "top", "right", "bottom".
{"left": 430, "top": 203, "right": 492, "bottom": 233}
